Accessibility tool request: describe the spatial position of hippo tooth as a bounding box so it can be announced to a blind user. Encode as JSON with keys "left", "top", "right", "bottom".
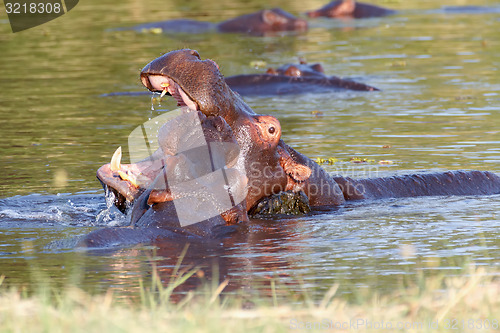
{"left": 110, "top": 146, "right": 122, "bottom": 172}
{"left": 159, "top": 82, "right": 170, "bottom": 98}
{"left": 160, "top": 88, "right": 168, "bottom": 98}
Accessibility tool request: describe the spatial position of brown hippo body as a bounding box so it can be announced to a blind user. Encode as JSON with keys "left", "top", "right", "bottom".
{"left": 126, "top": 8, "right": 307, "bottom": 36}
{"left": 225, "top": 62, "right": 379, "bottom": 96}
{"left": 307, "top": 0, "right": 396, "bottom": 19}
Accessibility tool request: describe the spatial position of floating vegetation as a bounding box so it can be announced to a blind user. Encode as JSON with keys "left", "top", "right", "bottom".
{"left": 455, "top": 95, "right": 475, "bottom": 100}
{"left": 349, "top": 157, "right": 375, "bottom": 164}
{"left": 250, "top": 60, "right": 267, "bottom": 68}
{"left": 315, "top": 157, "right": 338, "bottom": 165}
{"left": 388, "top": 60, "right": 407, "bottom": 67}
{"left": 141, "top": 27, "right": 163, "bottom": 34}
{"left": 315, "top": 157, "right": 396, "bottom": 165}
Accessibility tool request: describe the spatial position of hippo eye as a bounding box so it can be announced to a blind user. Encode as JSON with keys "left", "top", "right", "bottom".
{"left": 268, "top": 126, "right": 275, "bottom": 134}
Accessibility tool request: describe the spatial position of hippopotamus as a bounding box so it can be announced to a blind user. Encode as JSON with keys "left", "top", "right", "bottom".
{"left": 307, "top": 0, "right": 396, "bottom": 19}
{"left": 225, "top": 61, "right": 379, "bottom": 96}
{"left": 137, "top": 49, "right": 500, "bottom": 208}
{"left": 90, "top": 49, "right": 500, "bottom": 246}
{"left": 125, "top": 8, "right": 307, "bottom": 36}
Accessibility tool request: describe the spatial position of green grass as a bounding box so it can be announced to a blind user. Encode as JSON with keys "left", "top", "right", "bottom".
{"left": 0, "top": 265, "right": 498, "bottom": 333}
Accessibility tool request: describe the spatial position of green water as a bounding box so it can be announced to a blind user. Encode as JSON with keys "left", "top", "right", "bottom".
{"left": 0, "top": 0, "right": 499, "bottom": 297}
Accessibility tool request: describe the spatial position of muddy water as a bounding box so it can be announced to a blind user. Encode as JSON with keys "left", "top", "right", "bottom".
{"left": 0, "top": 0, "right": 499, "bottom": 297}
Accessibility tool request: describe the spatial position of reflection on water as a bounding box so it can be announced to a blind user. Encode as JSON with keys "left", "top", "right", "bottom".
{"left": 0, "top": 191, "right": 498, "bottom": 298}
{"left": 0, "top": 0, "right": 499, "bottom": 297}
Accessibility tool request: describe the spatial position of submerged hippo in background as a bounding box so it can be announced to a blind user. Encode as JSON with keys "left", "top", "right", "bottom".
{"left": 225, "top": 61, "right": 379, "bottom": 96}
{"left": 124, "top": 8, "right": 307, "bottom": 36}
{"left": 438, "top": 6, "right": 500, "bottom": 14}
{"left": 102, "top": 61, "right": 377, "bottom": 97}
{"left": 307, "top": 0, "right": 396, "bottom": 19}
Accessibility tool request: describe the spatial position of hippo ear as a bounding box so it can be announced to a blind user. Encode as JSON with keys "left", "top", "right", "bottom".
{"left": 266, "top": 68, "right": 278, "bottom": 75}
{"left": 284, "top": 163, "right": 312, "bottom": 182}
{"left": 311, "top": 63, "right": 325, "bottom": 74}
{"left": 284, "top": 65, "right": 300, "bottom": 77}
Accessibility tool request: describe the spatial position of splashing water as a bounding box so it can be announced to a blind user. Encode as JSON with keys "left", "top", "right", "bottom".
{"left": 150, "top": 93, "right": 156, "bottom": 111}
{"left": 94, "top": 187, "right": 128, "bottom": 226}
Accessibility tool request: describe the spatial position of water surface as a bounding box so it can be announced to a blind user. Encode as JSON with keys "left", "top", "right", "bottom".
{"left": 0, "top": 0, "right": 499, "bottom": 297}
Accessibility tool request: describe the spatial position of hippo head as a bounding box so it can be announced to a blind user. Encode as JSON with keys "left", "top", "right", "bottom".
{"left": 306, "top": 0, "right": 356, "bottom": 18}
{"left": 217, "top": 8, "right": 308, "bottom": 35}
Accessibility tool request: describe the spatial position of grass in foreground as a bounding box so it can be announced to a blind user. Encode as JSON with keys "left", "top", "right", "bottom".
{"left": 0, "top": 265, "right": 498, "bottom": 333}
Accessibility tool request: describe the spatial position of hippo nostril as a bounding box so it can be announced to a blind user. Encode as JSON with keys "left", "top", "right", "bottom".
{"left": 268, "top": 126, "right": 275, "bottom": 134}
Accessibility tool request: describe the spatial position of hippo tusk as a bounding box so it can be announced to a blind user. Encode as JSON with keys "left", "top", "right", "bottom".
{"left": 110, "top": 146, "right": 122, "bottom": 172}
{"left": 159, "top": 89, "right": 168, "bottom": 98}
{"left": 159, "top": 82, "right": 170, "bottom": 98}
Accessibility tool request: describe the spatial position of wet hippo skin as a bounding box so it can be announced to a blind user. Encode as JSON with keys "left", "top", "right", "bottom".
{"left": 126, "top": 8, "right": 307, "bottom": 36}
{"left": 225, "top": 62, "right": 379, "bottom": 96}
{"left": 137, "top": 49, "right": 500, "bottom": 207}
{"left": 307, "top": 0, "right": 396, "bottom": 19}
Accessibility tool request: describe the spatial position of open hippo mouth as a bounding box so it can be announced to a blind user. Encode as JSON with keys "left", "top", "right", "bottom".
{"left": 141, "top": 75, "right": 199, "bottom": 112}
{"left": 138, "top": 49, "right": 242, "bottom": 122}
